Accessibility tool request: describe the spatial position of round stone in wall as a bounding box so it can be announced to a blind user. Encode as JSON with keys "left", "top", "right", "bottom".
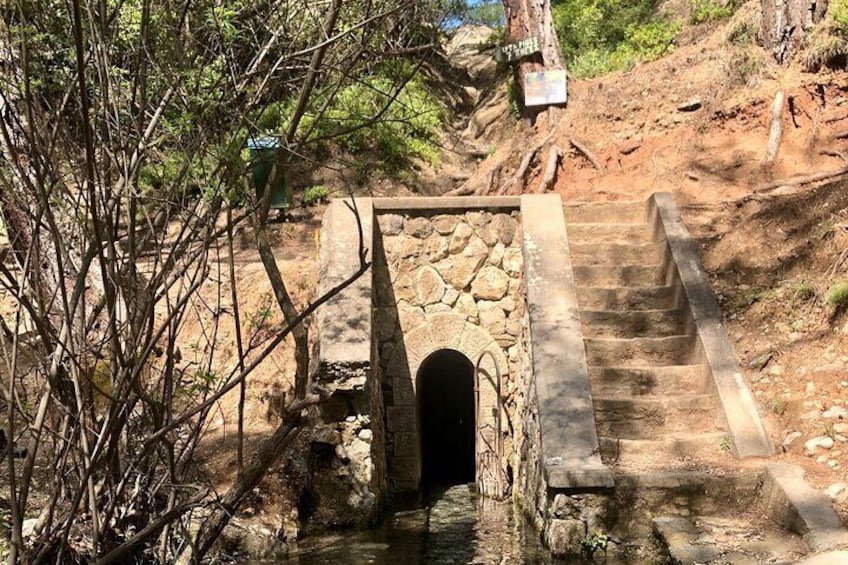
{"left": 379, "top": 214, "right": 404, "bottom": 236}
{"left": 493, "top": 213, "right": 516, "bottom": 246}
{"left": 433, "top": 215, "right": 460, "bottom": 235}
{"left": 425, "top": 236, "right": 449, "bottom": 262}
{"left": 466, "top": 211, "right": 490, "bottom": 229}
{"left": 449, "top": 223, "right": 474, "bottom": 254}
{"left": 471, "top": 266, "right": 510, "bottom": 300}
{"left": 404, "top": 216, "right": 433, "bottom": 238}
{"left": 415, "top": 266, "right": 446, "bottom": 305}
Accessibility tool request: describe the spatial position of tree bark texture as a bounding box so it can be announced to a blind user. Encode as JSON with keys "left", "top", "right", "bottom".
{"left": 501, "top": 0, "right": 564, "bottom": 116}
{"left": 761, "top": 0, "right": 829, "bottom": 63}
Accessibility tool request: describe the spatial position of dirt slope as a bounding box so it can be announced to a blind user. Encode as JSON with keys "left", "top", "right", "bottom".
{"left": 442, "top": 11, "right": 848, "bottom": 522}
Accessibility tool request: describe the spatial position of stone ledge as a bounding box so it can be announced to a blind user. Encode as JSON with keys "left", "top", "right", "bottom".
{"left": 317, "top": 198, "right": 374, "bottom": 367}
{"left": 763, "top": 463, "right": 848, "bottom": 553}
{"left": 544, "top": 462, "right": 615, "bottom": 489}
{"left": 521, "top": 194, "right": 611, "bottom": 488}
{"left": 372, "top": 196, "right": 520, "bottom": 212}
{"left": 649, "top": 192, "right": 773, "bottom": 458}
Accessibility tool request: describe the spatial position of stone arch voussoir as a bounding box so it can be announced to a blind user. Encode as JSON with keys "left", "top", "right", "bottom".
{"left": 397, "top": 313, "right": 507, "bottom": 391}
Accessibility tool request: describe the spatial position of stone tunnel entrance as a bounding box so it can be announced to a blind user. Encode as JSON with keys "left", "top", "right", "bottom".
{"left": 417, "top": 349, "right": 476, "bottom": 491}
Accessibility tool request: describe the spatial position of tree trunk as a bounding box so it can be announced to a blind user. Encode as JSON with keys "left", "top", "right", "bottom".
{"left": 761, "top": 0, "right": 829, "bottom": 63}
{"left": 501, "top": 0, "right": 564, "bottom": 119}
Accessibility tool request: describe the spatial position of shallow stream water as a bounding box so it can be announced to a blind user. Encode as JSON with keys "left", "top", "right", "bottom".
{"left": 284, "top": 485, "right": 562, "bottom": 564}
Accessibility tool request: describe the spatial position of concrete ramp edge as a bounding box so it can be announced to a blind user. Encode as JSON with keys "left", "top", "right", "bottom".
{"left": 520, "top": 194, "right": 614, "bottom": 489}
{"left": 649, "top": 192, "right": 773, "bottom": 457}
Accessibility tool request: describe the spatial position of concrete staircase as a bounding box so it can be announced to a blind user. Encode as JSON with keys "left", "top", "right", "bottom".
{"left": 559, "top": 198, "right": 848, "bottom": 563}
{"left": 564, "top": 201, "right": 726, "bottom": 473}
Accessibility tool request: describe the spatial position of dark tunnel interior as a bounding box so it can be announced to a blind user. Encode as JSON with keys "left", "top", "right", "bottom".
{"left": 418, "top": 349, "right": 476, "bottom": 493}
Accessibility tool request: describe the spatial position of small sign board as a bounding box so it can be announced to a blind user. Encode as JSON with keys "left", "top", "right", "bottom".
{"left": 524, "top": 70, "right": 568, "bottom": 107}
{"left": 495, "top": 36, "right": 540, "bottom": 63}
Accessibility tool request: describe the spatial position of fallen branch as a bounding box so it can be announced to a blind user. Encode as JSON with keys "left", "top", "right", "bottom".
{"left": 754, "top": 165, "right": 848, "bottom": 194}
{"left": 821, "top": 150, "right": 848, "bottom": 163}
{"left": 569, "top": 137, "right": 603, "bottom": 171}
{"left": 764, "top": 90, "right": 785, "bottom": 164}
{"left": 536, "top": 144, "right": 563, "bottom": 193}
{"left": 835, "top": 130, "right": 848, "bottom": 140}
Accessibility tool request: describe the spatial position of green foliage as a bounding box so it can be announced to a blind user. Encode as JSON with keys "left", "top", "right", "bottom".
{"left": 726, "top": 10, "right": 759, "bottom": 46}
{"left": 264, "top": 63, "right": 444, "bottom": 173}
{"left": 178, "top": 369, "right": 222, "bottom": 398}
{"left": 719, "top": 436, "right": 732, "bottom": 452}
{"left": 726, "top": 49, "right": 764, "bottom": 86}
{"left": 792, "top": 281, "right": 816, "bottom": 302}
{"left": 303, "top": 185, "right": 330, "bottom": 206}
{"left": 826, "top": 281, "right": 848, "bottom": 308}
{"left": 833, "top": 0, "right": 848, "bottom": 36}
{"left": 248, "top": 293, "right": 275, "bottom": 334}
{"left": 507, "top": 75, "right": 522, "bottom": 118}
{"left": 552, "top": 1, "right": 681, "bottom": 78}
{"left": 690, "top": 0, "right": 735, "bottom": 25}
{"left": 581, "top": 531, "right": 610, "bottom": 559}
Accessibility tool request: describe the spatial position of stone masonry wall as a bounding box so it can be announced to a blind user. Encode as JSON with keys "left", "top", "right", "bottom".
{"left": 372, "top": 209, "right": 528, "bottom": 494}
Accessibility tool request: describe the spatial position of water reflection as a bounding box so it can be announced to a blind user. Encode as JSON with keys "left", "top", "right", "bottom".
{"left": 286, "top": 485, "right": 559, "bottom": 564}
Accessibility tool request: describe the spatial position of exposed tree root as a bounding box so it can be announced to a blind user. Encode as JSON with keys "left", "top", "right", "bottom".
{"left": 755, "top": 165, "right": 848, "bottom": 194}
{"left": 569, "top": 137, "right": 603, "bottom": 171}
{"left": 498, "top": 131, "right": 555, "bottom": 195}
{"left": 764, "top": 90, "right": 785, "bottom": 164}
{"left": 821, "top": 150, "right": 848, "bottom": 163}
{"left": 536, "top": 144, "right": 563, "bottom": 193}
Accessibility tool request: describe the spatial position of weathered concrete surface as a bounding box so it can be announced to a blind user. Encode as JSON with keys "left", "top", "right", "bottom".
{"left": 649, "top": 192, "right": 773, "bottom": 458}
{"left": 373, "top": 196, "right": 519, "bottom": 211}
{"left": 316, "top": 198, "right": 373, "bottom": 386}
{"left": 763, "top": 463, "right": 848, "bottom": 552}
{"left": 520, "top": 194, "right": 612, "bottom": 489}
{"left": 313, "top": 197, "right": 385, "bottom": 528}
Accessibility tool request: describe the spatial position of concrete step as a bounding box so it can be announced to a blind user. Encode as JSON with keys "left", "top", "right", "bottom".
{"left": 580, "top": 309, "right": 686, "bottom": 338}
{"left": 566, "top": 223, "right": 654, "bottom": 245}
{"left": 577, "top": 285, "right": 678, "bottom": 311}
{"left": 599, "top": 432, "right": 728, "bottom": 465}
{"left": 574, "top": 264, "right": 665, "bottom": 287}
{"left": 593, "top": 395, "right": 718, "bottom": 438}
{"left": 609, "top": 470, "right": 763, "bottom": 538}
{"left": 584, "top": 336, "right": 695, "bottom": 367}
{"left": 570, "top": 242, "right": 665, "bottom": 266}
{"left": 588, "top": 366, "right": 709, "bottom": 396}
{"left": 563, "top": 201, "right": 646, "bottom": 224}
{"left": 653, "top": 515, "right": 807, "bottom": 565}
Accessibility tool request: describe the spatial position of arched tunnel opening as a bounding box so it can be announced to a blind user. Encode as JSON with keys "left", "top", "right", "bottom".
{"left": 418, "top": 349, "right": 476, "bottom": 492}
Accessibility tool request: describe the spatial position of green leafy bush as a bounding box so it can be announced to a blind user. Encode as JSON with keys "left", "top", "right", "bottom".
{"left": 552, "top": 1, "right": 681, "bottom": 78}
{"left": 725, "top": 5, "right": 760, "bottom": 46}
{"left": 690, "top": 0, "right": 735, "bottom": 24}
{"left": 833, "top": 0, "right": 848, "bottom": 36}
{"left": 303, "top": 185, "right": 329, "bottom": 205}
{"left": 263, "top": 63, "right": 443, "bottom": 173}
{"left": 826, "top": 281, "right": 848, "bottom": 308}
